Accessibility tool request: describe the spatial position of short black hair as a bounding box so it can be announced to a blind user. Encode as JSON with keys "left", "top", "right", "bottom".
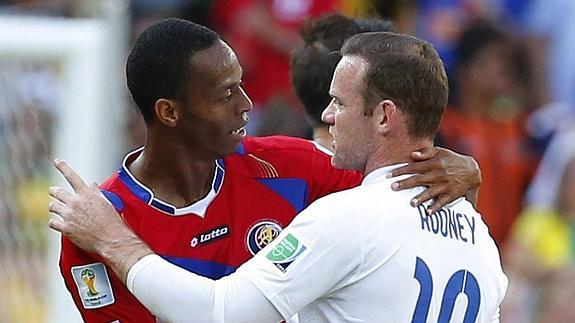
{"left": 342, "top": 32, "right": 448, "bottom": 139}
{"left": 290, "top": 14, "right": 395, "bottom": 126}
{"left": 126, "top": 18, "right": 220, "bottom": 124}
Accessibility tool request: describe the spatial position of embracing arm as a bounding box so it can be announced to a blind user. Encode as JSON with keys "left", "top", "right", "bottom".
{"left": 392, "top": 147, "right": 481, "bottom": 214}
{"left": 127, "top": 254, "right": 281, "bottom": 323}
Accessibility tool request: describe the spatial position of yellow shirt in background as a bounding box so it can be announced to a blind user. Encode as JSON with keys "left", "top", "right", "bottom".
{"left": 514, "top": 208, "right": 574, "bottom": 269}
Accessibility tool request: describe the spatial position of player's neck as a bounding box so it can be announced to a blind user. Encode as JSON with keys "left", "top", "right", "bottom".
{"left": 128, "top": 140, "right": 216, "bottom": 208}
{"left": 364, "top": 138, "right": 433, "bottom": 177}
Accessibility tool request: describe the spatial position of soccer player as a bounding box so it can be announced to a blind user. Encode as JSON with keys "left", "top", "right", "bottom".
{"left": 55, "top": 19, "right": 482, "bottom": 322}
{"left": 290, "top": 14, "right": 478, "bottom": 204}
{"left": 50, "top": 31, "right": 506, "bottom": 322}
{"left": 291, "top": 14, "right": 395, "bottom": 150}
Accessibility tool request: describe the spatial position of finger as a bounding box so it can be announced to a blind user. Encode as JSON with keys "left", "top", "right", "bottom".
{"left": 389, "top": 159, "right": 438, "bottom": 178}
{"left": 426, "top": 195, "right": 452, "bottom": 214}
{"left": 48, "top": 199, "right": 68, "bottom": 218}
{"left": 391, "top": 171, "right": 443, "bottom": 191}
{"left": 48, "top": 186, "right": 74, "bottom": 204}
{"left": 54, "top": 159, "right": 88, "bottom": 192}
{"left": 409, "top": 185, "right": 448, "bottom": 207}
{"left": 48, "top": 214, "right": 69, "bottom": 234}
{"left": 410, "top": 147, "right": 438, "bottom": 161}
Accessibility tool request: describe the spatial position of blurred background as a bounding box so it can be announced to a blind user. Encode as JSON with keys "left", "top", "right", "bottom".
{"left": 0, "top": 0, "right": 574, "bottom": 322}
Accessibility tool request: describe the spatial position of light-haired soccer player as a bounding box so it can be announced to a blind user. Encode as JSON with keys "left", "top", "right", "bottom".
{"left": 49, "top": 31, "right": 507, "bottom": 322}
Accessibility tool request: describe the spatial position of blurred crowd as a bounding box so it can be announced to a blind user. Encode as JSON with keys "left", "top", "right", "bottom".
{"left": 1, "top": 0, "right": 575, "bottom": 322}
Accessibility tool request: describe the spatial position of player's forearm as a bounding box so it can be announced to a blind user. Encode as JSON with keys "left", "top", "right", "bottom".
{"left": 127, "top": 255, "right": 282, "bottom": 323}
{"left": 97, "top": 230, "right": 154, "bottom": 284}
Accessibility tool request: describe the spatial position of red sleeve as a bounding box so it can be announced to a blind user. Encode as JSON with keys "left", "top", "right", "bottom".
{"left": 59, "top": 237, "right": 155, "bottom": 323}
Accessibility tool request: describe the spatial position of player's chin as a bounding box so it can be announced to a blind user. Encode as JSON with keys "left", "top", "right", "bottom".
{"left": 218, "top": 140, "right": 243, "bottom": 157}
{"left": 332, "top": 151, "right": 363, "bottom": 171}
{"left": 330, "top": 154, "right": 347, "bottom": 170}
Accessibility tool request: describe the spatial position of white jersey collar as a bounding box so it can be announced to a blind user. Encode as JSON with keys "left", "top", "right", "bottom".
{"left": 361, "top": 163, "right": 408, "bottom": 186}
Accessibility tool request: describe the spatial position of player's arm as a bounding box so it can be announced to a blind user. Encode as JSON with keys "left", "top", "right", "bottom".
{"left": 386, "top": 146, "right": 481, "bottom": 214}
{"left": 308, "top": 143, "right": 480, "bottom": 213}
{"left": 126, "top": 197, "right": 356, "bottom": 322}
{"left": 60, "top": 216, "right": 282, "bottom": 322}
{"left": 49, "top": 160, "right": 349, "bottom": 322}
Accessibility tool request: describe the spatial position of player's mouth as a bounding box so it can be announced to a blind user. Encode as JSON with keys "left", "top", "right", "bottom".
{"left": 230, "top": 125, "right": 247, "bottom": 138}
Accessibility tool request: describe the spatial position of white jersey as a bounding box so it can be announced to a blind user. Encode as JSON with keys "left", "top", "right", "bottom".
{"left": 240, "top": 164, "right": 508, "bottom": 322}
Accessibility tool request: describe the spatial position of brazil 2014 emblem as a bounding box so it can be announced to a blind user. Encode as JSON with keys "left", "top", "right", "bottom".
{"left": 71, "top": 263, "right": 115, "bottom": 309}
{"left": 246, "top": 220, "right": 283, "bottom": 255}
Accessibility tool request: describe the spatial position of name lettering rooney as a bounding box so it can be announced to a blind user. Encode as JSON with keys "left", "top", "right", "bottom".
{"left": 417, "top": 205, "right": 476, "bottom": 244}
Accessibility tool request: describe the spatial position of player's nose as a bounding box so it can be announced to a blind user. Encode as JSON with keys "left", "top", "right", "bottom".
{"left": 321, "top": 103, "right": 335, "bottom": 125}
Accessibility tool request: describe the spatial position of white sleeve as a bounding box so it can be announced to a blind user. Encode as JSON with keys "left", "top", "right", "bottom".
{"left": 127, "top": 254, "right": 283, "bottom": 323}
{"left": 126, "top": 195, "right": 361, "bottom": 322}
{"left": 238, "top": 197, "right": 364, "bottom": 319}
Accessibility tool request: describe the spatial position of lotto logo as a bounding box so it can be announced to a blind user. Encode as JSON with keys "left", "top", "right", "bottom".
{"left": 190, "top": 225, "right": 230, "bottom": 247}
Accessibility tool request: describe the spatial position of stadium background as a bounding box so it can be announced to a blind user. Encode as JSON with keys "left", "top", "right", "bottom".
{"left": 0, "top": 0, "right": 574, "bottom": 322}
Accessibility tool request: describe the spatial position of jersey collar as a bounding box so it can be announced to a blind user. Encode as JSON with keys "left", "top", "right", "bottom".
{"left": 362, "top": 163, "right": 408, "bottom": 186}
{"left": 118, "top": 147, "right": 225, "bottom": 218}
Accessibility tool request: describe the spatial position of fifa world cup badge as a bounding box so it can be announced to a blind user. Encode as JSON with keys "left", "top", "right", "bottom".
{"left": 71, "top": 263, "right": 115, "bottom": 309}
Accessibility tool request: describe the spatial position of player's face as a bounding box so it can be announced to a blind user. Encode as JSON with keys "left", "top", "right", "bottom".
{"left": 178, "top": 40, "right": 252, "bottom": 159}
{"left": 321, "top": 55, "right": 374, "bottom": 171}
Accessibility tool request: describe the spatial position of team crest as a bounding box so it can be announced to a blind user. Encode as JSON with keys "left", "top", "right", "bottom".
{"left": 246, "top": 220, "right": 283, "bottom": 255}
{"left": 71, "top": 263, "right": 115, "bottom": 309}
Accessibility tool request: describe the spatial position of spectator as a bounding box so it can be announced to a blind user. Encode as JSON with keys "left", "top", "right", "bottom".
{"left": 437, "top": 21, "right": 536, "bottom": 246}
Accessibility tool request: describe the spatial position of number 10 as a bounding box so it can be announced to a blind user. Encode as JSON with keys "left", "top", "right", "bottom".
{"left": 412, "top": 257, "right": 481, "bottom": 323}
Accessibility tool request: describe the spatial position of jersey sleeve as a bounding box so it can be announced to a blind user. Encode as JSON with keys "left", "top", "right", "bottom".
{"left": 59, "top": 236, "right": 156, "bottom": 323}
{"left": 237, "top": 195, "right": 364, "bottom": 319}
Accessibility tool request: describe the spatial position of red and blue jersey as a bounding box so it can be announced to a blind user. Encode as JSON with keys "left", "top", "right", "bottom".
{"left": 60, "top": 136, "right": 361, "bottom": 322}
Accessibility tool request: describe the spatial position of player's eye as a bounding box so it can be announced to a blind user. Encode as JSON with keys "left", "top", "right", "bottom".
{"left": 221, "top": 89, "right": 233, "bottom": 103}
{"left": 331, "top": 97, "right": 343, "bottom": 109}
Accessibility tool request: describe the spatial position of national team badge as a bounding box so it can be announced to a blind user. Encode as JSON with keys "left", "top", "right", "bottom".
{"left": 266, "top": 233, "right": 308, "bottom": 272}
{"left": 71, "top": 263, "right": 115, "bottom": 309}
{"left": 246, "top": 220, "right": 283, "bottom": 255}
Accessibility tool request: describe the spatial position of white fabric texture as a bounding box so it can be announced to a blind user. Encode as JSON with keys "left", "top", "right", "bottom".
{"left": 127, "top": 255, "right": 282, "bottom": 323}
{"left": 242, "top": 165, "right": 508, "bottom": 322}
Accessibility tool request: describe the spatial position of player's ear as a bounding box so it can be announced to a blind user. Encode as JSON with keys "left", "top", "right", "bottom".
{"left": 373, "top": 99, "right": 396, "bottom": 135}
{"left": 154, "top": 99, "right": 179, "bottom": 127}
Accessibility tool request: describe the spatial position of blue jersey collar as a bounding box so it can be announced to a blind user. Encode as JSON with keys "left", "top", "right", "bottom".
{"left": 118, "top": 147, "right": 225, "bottom": 217}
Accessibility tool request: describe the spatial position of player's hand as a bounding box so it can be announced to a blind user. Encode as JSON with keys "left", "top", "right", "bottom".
{"left": 388, "top": 147, "right": 481, "bottom": 214}
{"left": 49, "top": 159, "right": 154, "bottom": 283}
{"left": 48, "top": 159, "right": 130, "bottom": 254}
